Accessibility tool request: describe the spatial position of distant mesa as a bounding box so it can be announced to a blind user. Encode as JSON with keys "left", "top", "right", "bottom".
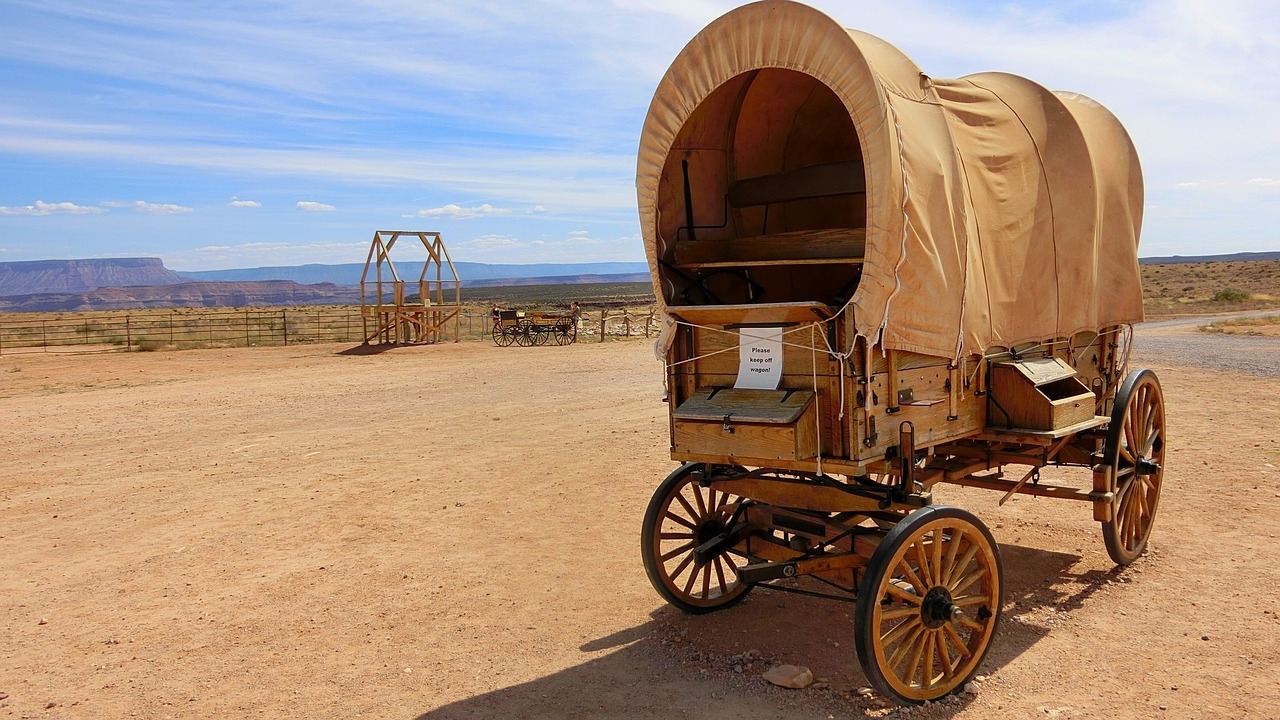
{"left": 0, "top": 257, "right": 652, "bottom": 311}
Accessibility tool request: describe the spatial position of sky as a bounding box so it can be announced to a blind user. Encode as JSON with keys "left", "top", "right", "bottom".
{"left": 1, "top": 0, "right": 1277, "bottom": 270}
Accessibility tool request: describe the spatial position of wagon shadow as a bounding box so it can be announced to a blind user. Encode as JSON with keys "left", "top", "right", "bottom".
{"left": 417, "top": 543, "right": 1119, "bottom": 719}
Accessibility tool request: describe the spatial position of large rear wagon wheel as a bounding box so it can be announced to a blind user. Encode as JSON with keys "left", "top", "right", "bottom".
{"left": 1101, "top": 368, "right": 1166, "bottom": 566}
{"left": 641, "top": 463, "right": 752, "bottom": 614}
{"left": 855, "top": 506, "right": 1002, "bottom": 705}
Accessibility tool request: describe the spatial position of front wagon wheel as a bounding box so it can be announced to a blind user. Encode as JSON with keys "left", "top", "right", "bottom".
{"left": 855, "top": 506, "right": 1003, "bottom": 705}
{"left": 641, "top": 463, "right": 752, "bottom": 614}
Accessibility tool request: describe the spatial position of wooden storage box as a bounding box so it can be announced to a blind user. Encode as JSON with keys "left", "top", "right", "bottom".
{"left": 989, "top": 358, "right": 1094, "bottom": 431}
{"left": 672, "top": 387, "right": 817, "bottom": 462}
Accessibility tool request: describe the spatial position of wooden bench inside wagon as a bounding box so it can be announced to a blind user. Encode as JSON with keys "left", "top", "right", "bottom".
{"left": 635, "top": 1, "right": 1159, "bottom": 705}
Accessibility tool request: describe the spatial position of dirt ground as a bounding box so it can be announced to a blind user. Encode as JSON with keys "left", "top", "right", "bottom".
{"left": 2, "top": 323, "right": 1279, "bottom": 719}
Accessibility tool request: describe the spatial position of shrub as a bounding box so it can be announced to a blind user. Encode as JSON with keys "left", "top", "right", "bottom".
{"left": 1212, "top": 287, "right": 1250, "bottom": 302}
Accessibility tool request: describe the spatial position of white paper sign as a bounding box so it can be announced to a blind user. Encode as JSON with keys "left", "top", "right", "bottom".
{"left": 734, "top": 326, "right": 784, "bottom": 390}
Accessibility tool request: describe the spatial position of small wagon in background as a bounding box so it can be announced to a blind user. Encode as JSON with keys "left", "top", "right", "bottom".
{"left": 491, "top": 309, "right": 577, "bottom": 347}
{"left": 636, "top": 1, "right": 1160, "bottom": 705}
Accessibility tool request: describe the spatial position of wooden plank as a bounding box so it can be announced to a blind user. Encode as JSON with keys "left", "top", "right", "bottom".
{"left": 976, "top": 415, "right": 1108, "bottom": 445}
{"left": 672, "top": 228, "right": 866, "bottom": 269}
{"left": 673, "top": 388, "right": 815, "bottom": 424}
{"left": 727, "top": 160, "right": 867, "bottom": 207}
{"left": 710, "top": 476, "right": 914, "bottom": 513}
{"left": 667, "top": 301, "right": 833, "bottom": 328}
{"left": 943, "top": 474, "right": 1113, "bottom": 502}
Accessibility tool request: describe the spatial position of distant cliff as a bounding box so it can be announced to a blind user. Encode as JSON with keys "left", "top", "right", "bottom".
{"left": 0, "top": 257, "right": 185, "bottom": 296}
{"left": 0, "top": 281, "right": 360, "bottom": 312}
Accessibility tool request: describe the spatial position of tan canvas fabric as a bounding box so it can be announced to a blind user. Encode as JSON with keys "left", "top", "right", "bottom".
{"left": 637, "top": 0, "right": 1144, "bottom": 359}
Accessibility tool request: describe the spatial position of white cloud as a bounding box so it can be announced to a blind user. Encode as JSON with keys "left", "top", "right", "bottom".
{"left": 296, "top": 201, "right": 335, "bottom": 212}
{"left": 228, "top": 198, "right": 262, "bottom": 208}
{"left": 1248, "top": 178, "right": 1280, "bottom": 187}
{"left": 407, "top": 203, "right": 511, "bottom": 219}
{"left": 569, "top": 230, "right": 589, "bottom": 236}
{"left": 164, "top": 240, "right": 367, "bottom": 270}
{"left": 529, "top": 205, "right": 547, "bottom": 213}
{"left": 101, "top": 200, "right": 194, "bottom": 214}
{"left": 0, "top": 200, "right": 106, "bottom": 216}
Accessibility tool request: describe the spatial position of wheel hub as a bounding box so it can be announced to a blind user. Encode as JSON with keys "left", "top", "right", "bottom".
{"left": 919, "top": 587, "right": 959, "bottom": 629}
{"left": 1135, "top": 456, "right": 1161, "bottom": 476}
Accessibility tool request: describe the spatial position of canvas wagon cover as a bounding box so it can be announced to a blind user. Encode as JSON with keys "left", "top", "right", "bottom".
{"left": 637, "top": 0, "right": 1144, "bottom": 359}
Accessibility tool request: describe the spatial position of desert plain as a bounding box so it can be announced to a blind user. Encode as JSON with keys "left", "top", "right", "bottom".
{"left": 2, "top": 317, "right": 1279, "bottom": 719}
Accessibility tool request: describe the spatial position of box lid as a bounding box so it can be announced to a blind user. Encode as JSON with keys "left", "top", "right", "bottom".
{"left": 995, "top": 356, "right": 1078, "bottom": 386}
{"left": 673, "top": 387, "right": 815, "bottom": 424}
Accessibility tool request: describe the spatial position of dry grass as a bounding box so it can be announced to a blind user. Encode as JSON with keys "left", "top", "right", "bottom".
{"left": 1141, "top": 259, "right": 1280, "bottom": 317}
{"left": 1198, "top": 314, "right": 1280, "bottom": 336}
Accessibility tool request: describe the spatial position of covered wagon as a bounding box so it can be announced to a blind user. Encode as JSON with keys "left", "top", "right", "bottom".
{"left": 636, "top": 0, "right": 1163, "bottom": 704}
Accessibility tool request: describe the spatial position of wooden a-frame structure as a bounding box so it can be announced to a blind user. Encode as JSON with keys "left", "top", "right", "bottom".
{"left": 360, "top": 230, "right": 462, "bottom": 345}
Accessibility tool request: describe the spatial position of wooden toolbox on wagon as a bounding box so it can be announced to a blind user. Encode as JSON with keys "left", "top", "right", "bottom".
{"left": 672, "top": 387, "right": 818, "bottom": 462}
{"left": 989, "top": 357, "right": 1095, "bottom": 431}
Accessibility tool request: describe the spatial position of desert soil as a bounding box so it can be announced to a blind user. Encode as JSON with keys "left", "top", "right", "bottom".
{"left": 2, "top": 319, "right": 1279, "bottom": 719}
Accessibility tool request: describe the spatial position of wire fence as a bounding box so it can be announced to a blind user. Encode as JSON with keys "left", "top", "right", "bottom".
{"left": 0, "top": 306, "right": 661, "bottom": 355}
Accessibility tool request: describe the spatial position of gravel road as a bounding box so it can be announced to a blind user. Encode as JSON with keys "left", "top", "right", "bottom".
{"left": 1133, "top": 311, "right": 1280, "bottom": 379}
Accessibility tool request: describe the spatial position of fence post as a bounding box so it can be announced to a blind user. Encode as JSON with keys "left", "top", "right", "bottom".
{"left": 282, "top": 309, "right": 288, "bottom": 346}
{"left": 125, "top": 317, "right": 131, "bottom": 351}
{"left": 599, "top": 309, "right": 607, "bottom": 342}
{"left": 169, "top": 311, "right": 174, "bottom": 346}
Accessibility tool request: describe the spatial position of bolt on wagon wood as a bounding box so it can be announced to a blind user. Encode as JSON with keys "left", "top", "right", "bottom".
{"left": 360, "top": 231, "right": 462, "bottom": 345}
{"left": 635, "top": 1, "right": 1162, "bottom": 705}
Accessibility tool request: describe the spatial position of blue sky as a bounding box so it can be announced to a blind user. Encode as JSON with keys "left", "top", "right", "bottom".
{"left": 1, "top": 0, "right": 1277, "bottom": 270}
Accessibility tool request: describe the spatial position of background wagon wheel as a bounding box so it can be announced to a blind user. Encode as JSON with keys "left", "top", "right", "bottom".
{"left": 514, "top": 324, "right": 534, "bottom": 346}
{"left": 1101, "top": 368, "right": 1166, "bottom": 566}
{"left": 641, "top": 463, "right": 752, "bottom": 614}
{"left": 554, "top": 322, "right": 575, "bottom": 345}
{"left": 491, "top": 324, "right": 514, "bottom": 347}
{"left": 533, "top": 326, "right": 552, "bottom": 346}
{"left": 854, "top": 506, "right": 1002, "bottom": 705}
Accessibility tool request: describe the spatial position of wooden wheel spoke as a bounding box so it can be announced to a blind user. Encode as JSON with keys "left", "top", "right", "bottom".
{"left": 669, "top": 551, "right": 696, "bottom": 584}
{"left": 951, "top": 594, "right": 990, "bottom": 608}
{"left": 664, "top": 510, "right": 698, "bottom": 531}
{"left": 1142, "top": 426, "right": 1162, "bottom": 459}
{"left": 937, "top": 630, "right": 955, "bottom": 679}
{"left": 946, "top": 542, "right": 981, "bottom": 590}
{"left": 922, "top": 632, "right": 936, "bottom": 688}
{"left": 882, "top": 615, "right": 925, "bottom": 648}
{"left": 942, "top": 623, "right": 973, "bottom": 658}
{"left": 930, "top": 531, "right": 944, "bottom": 590}
{"left": 682, "top": 561, "right": 702, "bottom": 595}
{"left": 879, "top": 606, "right": 923, "bottom": 622}
{"left": 958, "top": 615, "right": 986, "bottom": 632}
{"left": 713, "top": 556, "right": 728, "bottom": 597}
{"left": 942, "top": 528, "right": 963, "bottom": 587}
{"left": 659, "top": 531, "right": 695, "bottom": 540}
{"left": 914, "top": 540, "right": 934, "bottom": 588}
{"left": 903, "top": 630, "right": 929, "bottom": 686}
{"left": 952, "top": 567, "right": 987, "bottom": 597}
{"left": 692, "top": 484, "right": 708, "bottom": 518}
{"left": 886, "top": 622, "right": 925, "bottom": 669}
{"left": 701, "top": 559, "right": 711, "bottom": 598}
{"left": 674, "top": 493, "right": 700, "bottom": 523}
{"left": 1118, "top": 442, "right": 1136, "bottom": 465}
{"left": 660, "top": 542, "right": 694, "bottom": 562}
{"left": 897, "top": 559, "right": 929, "bottom": 595}
{"left": 884, "top": 581, "right": 925, "bottom": 606}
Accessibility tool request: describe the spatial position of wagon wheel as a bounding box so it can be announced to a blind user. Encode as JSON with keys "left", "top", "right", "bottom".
{"left": 1101, "top": 368, "right": 1165, "bottom": 566}
{"left": 554, "top": 322, "right": 576, "bottom": 346}
{"left": 854, "top": 506, "right": 1002, "bottom": 705}
{"left": 533, "top": 326, "right": 552, "bottom": 346}
{"left": 514, "top": 324, "right": 534, "bottom": 346}
{"left": 491, "top": 323, "right": 513, "bottom": 347}
{"left": 641, "top": 463, "right": 752, "bottom": 614}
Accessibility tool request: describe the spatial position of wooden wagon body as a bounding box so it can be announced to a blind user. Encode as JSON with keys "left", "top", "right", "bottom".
{"left": 635, "top": 1, "right": 1163, "bottom": 705}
